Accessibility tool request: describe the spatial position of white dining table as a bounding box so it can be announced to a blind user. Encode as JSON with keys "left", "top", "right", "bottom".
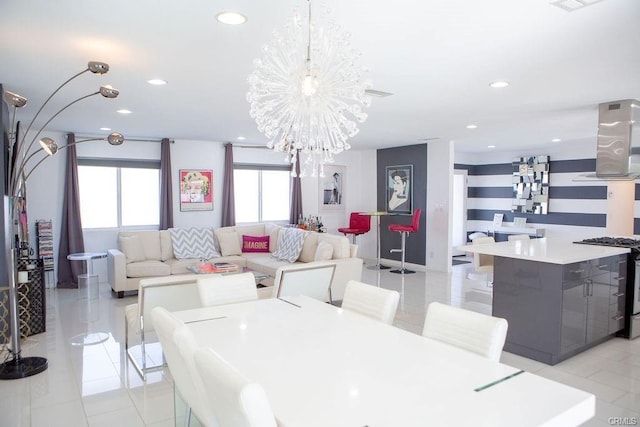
{"left": 173, "top": 296, "right": 595, "bottom": 427}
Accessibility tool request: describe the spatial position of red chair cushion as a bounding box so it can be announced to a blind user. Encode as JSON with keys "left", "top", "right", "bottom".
{"left": 388, "top": 209, "right": 421, "bottom": 233}
{"left": 389, "top": 224, "right": 416, "bottom": 233}
{"left": 338, "top": 227, "right": 368, "bottom": 235}
{"left": 338, "top": 213, "right": 371, "bottom": 236}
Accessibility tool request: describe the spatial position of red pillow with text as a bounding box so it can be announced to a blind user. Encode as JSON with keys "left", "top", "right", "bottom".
{"left": 242, "top": 235, "right": 270, "bottom": 253}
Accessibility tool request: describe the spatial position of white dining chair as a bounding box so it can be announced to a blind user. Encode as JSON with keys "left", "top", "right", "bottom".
{"left": 197, "top": 272, "right": 258, "bottom": 307}
{"left": 151, "top": 307, "right": 210, "bottom": 427}
{"left": 173, "top": 322, "right": 219, "bottom": 427}
{"left": 341, "top": 280, "right": 400, "bottom": 325}
{"left": 193, "top": 347, "right": 278, "bottom": 427}
{"left": 472, "top": 236, "right": 495, "bottom": 287}
{"left": 422, "top": 302, "right": 508, "bottom": 362}
{"left": 272, "top": 263, "right": 336, "bottom": 304}
{"left": 507, "top": 234, "right": 530, "bottom": 242}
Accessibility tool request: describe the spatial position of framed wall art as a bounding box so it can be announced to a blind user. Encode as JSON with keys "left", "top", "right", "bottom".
{"left": 179, "top": 169, "right": 213, "bottom": 211}
{"left": 386, "top": 164, "right": 413, "bottom": 214}
{"left": 319, "top": 165, "right": 345, "bottom": 212}
{"left": 512, "top": 155, "right": 549, "bottom": 214}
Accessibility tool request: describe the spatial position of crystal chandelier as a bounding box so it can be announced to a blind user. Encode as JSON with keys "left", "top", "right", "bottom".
{"left": 247, "top": 0, "right": 372, "bottom": 177}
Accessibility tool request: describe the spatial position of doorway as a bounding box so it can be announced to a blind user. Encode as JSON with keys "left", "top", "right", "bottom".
{"left": 452, "top": 169, "right": 468, "bottom": 256}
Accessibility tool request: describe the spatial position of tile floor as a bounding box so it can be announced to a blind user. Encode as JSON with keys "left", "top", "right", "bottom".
{"left": 1, "top": 259, "right": 639, "bottom": 426}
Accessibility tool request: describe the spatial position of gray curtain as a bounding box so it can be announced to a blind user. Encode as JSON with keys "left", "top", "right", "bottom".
{"left": 57, "top": 133, "right": 85, "bottom": 288}
{"left": 221, "top": 143, "right": 235, "bottom": 227}
{"left": 159, "top": 138, "right": 173, "bottom": 230}
{"left": 289, "top": 151, "right": 303, "bottom": 224}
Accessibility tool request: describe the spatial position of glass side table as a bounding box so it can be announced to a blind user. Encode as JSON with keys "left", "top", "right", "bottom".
{"left": 67, "top": 252, "right": 109, "bottom": 346}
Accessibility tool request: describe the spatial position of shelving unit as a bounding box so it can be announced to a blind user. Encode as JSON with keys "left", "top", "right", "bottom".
{"left": 36, "top": 220, "right": 54, "bottom": 288}
{"left": 0, "top": 258, "right": 46, "bottom": 344}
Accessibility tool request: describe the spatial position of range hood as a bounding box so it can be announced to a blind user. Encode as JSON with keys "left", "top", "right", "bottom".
{"left": 594, "top": 99, "right": 640, "bottom": 180}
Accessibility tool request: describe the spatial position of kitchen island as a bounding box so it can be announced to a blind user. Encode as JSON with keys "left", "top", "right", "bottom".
{"left": 461, "top": 238, "right": 629, "bottom": 364}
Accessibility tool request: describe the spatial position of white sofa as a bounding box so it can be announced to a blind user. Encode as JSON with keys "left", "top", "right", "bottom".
{"left": 108, "top": 223, "right": 362, "bottom": 301}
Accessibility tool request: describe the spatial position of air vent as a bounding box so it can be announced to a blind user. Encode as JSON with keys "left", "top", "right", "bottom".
{"left": 365, "top": 89, "right": 393, "bottom": 98}
{"left": 549, "top": 0, "right": 605, "bottom": 12}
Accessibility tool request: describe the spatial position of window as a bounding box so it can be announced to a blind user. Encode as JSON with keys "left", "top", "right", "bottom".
{"left": 78, "top": 159, "right": 160, "bottom": 228}
{"left": 234, "top": 164, "right": 291, "bottom": 223}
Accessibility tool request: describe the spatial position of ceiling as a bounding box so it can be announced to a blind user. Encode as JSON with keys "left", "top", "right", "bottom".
{"left": 1, "top": 0, "right": 639, "bottom": 154}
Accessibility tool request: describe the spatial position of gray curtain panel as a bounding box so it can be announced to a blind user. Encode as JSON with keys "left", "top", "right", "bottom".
{"left": 159, "top": 138, "right": 174, "bottom": 230}
{"left": 289, "top": 152, "right": 303, "bottom": 224}
{"left": 57, "top": 133, "right": 85, "bottom": 288}
{"left": 221, "top": 143, "right": 236, "bottom": 227}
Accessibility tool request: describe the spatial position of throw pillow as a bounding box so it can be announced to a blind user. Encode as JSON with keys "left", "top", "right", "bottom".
{"left": 272, "top": 227, "right": 307, "bottom": 263}
{"left": 218, "top": 232, "right": 242, "bottom": 256}
{"left": 169, "top": 227, "right": 220, "bottom": 259}
{"left": 119, "top": 235, "right": 145, "bottom": 263}
{"left": 264, "top": 223, "right": 283, "bottom": 252}
{"left": 314, "top": 241, "right": 334, "bottom": 261}
{"left": 242, "top": 235, "right": 270, "bottom": 253}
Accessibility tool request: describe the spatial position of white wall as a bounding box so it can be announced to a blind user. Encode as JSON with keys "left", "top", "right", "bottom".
{"left": 299, "top": 148, "right": 378, "bottom": 260}
{"left": 426, "top": 141, "right": 454, "bottom": 272}
{"left": 24, "top": 135, "right": 381, "bottom": 283}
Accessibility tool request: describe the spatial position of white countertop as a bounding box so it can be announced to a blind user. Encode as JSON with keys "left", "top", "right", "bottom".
{"left": 458, "top": 237, "right": 630, "bottom": 264}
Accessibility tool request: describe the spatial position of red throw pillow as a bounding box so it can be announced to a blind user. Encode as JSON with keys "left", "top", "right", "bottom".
{"left": 242, "top": 235, "right": 270, "bottom": 253}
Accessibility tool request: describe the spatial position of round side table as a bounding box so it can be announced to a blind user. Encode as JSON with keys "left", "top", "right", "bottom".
{"left": 67, "top": 252, "right": 108, "bottom": 346}
{"left": 67, "top": 252, "right": 107, "bottom": 299}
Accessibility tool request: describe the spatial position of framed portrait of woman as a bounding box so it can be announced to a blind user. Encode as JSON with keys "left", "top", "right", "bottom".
{"left": 319, "top": 165, "right": 346, "bottom": 212}
{"left": 386, "top": 165, "right": 412, "bottom": 214}
{"left": 179, "top": 169, "right": 213, "bottom": 211}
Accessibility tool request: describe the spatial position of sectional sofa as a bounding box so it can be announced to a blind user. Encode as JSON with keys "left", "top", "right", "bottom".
{"left": 107, "top": 223, "right": 362, "bottom": 301}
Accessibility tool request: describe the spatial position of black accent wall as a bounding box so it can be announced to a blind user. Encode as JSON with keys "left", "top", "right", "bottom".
{"left": 377, "top": 144, "right": 427, "bottom": 266}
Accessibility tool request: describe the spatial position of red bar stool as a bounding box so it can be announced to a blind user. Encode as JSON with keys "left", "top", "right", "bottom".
{"left": 338, "top": 212, "right": 371, "bottom": 244}
{"left": 388, "top": 209, "right": 421, "bottom": 274}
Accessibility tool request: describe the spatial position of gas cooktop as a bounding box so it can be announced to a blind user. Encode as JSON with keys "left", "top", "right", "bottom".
{"left": 574, "top": 237, "right": 640, "bottom": 248}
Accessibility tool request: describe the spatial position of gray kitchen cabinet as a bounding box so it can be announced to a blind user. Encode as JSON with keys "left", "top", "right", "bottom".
{"left": 609, "top": 257, "right": 627, "bottom": 334}
{"left": 493, "top": 254, "right": 626, "bottom": 365}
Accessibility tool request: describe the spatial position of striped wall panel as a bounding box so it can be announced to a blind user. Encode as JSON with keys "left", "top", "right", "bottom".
{"left": 456, "top": 159, "right": 640, "bottom": 234}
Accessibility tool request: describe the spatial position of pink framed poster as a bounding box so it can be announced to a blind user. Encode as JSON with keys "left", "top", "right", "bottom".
{"left": 179, "top": 169, "right": 213, "bottom": 211}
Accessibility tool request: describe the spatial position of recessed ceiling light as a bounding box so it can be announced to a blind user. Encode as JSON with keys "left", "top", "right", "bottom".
{"left": 99, "top": 127, "right": 111, "bottom": 131}
{"left": 216, "top": 11, "right": 247, "bottom": 25}
{"left": 237, "top": 136, "right": 246, "bottom": 140}
{"left": 488, "top": 145, "right": 496, "bottom": 149}
{"left": 147, "top": 79, "right": 167, "bottom": 85}
{"left": 489, "top": 81, "right": 510, "bottom": 88}
{"left": 466, "top": 124, "right": 478, "bottom": 129}
{"left": 117, "top": 109, "right": 132, "bottom": 115}
{"left": 551, "top": 138, "right": 561, "bottom": 142}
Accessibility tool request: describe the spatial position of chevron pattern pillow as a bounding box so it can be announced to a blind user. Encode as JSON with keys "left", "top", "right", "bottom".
{"left": 272, "top": 227, "right": 307, "bottom": 263}
{"left": 169, "top": 227, "right": 220, "bottom": 259}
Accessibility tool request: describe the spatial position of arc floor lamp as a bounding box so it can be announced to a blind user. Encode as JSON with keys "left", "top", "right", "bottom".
{"left": 0, "top": 61, "right": 123, "bottom": 379}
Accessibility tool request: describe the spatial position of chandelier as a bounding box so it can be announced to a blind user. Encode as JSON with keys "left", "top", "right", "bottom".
{"left": 246, "top": 0, "right": 372, "bottom": 177}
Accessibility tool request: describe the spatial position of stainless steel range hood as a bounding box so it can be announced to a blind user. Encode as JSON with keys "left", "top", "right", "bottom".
{"left": 595, "top": 99, "right": 640, "bottom": 179}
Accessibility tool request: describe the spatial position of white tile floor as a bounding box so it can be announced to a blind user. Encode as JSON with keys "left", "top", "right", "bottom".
{"left": 1, "top": 259, "right": 639, "bottom": 426}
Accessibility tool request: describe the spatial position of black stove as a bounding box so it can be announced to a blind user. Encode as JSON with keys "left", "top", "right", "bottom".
{"left": 574, "top": 236, "right": 640, "bottom": 249}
